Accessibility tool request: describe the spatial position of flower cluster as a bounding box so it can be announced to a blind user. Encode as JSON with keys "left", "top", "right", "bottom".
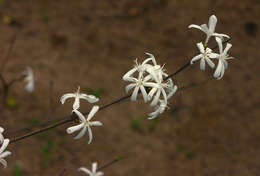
{"left": 0, "top": 127, "right": 11, "bottom": 168}
{"left": 189, "top": 15, "right": 234, "bottom": 79}
{"left": 78, "top": 162, "right": 104, "bottom": 176}
{"left": 123, "top": 53, "right": 177, "bottom": 119}
{"left": 60, "top": 86, "right": 102, "bottom": 144}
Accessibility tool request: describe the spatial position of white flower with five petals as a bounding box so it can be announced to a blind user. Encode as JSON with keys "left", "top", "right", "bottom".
{"left": 190, "top": 42, "right": 219, "bottom": 70}
{"left": 188, "top": 15, "right": 230, "bottom": 44}
{"left": 78, "top": 162, "right": 104, "bottom": 176}
{"left": 60, "top": 86, "right": 99, "bottom": 110}
{"left": 213, "top": 37, "right": 234, "bottom": 79}
{"left": 23, "top": 66, "right": 34, "bottom": 93}
{"left": 67, "top": 106, "right": 102, "bottom": 144}
{"left": 0, "top": 139, "right": 11, "bottom": 168}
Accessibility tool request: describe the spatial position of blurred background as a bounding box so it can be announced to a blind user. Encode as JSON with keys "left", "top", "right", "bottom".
{"left": 0, "top": 0, "right": 259, "bottom": 175}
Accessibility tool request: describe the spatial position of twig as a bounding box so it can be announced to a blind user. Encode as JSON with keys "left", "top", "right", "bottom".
{"left": 98, "top": 155, "right": 125, "bottom": 171}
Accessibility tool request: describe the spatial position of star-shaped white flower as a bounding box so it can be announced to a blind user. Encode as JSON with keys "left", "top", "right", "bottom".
{"left": 148, "top": 73, "right": 176, "bottom": 107}
{"left": 188, "top": 15, "right": 230, "bottom": 44}
{"left": 123, "top": 56, "right": 154, "bottom": 82}
{"left": 67, "top": 106, "right": 102, "bottom": 144}
{"left": 23, "top": 66, "right": 34, "bottom": 93}
{"left": 0, "top": 139, "right": 11, "bottom": 168}
{"left": 190, "top": 42, "right": 219, "bottom": 70}
{"left": 60, "top": 86, "right": 99, "bottom": 110}
{"left": 125, "top": 72, "right": 157, "bottom": 102}
{"left": 0, "top": 127, "right": 4, "bottom": 144}
{"left": 78, "top": 162, "right": 104, "bottom": 176}
{"left": 213, "top": 37, "right": 234, "bottom": 79}
{"left": 148, "top": 84, "right": 177, "bottom": 119}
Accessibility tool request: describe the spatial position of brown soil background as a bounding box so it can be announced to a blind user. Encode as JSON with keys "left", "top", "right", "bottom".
{"left": 0, "top": 0, "right": 260, "bottom": 175}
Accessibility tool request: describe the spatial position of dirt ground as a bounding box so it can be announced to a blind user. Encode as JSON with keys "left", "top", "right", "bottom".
{"left": 0, "top": 0, "right": 259, "bottom": 175}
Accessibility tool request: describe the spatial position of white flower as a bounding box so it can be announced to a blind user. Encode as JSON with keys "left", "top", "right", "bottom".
{"left": 188, "top": 15, "right": 230, "bottom": 44}
{"left": 145, "top": 53, "right": 168, "bottom": 82}
{"left": 213, "top": 37, "right": 234, "bottom": 79}
{"left": 0, "top": 139, "right": 11, "bottom": 168}
{"left": 60, "top": 86, "right": 99, "bottom": 110}
{"left": 148, "top": 74, "right": 176, "bottom": 107}
{"left": 23, "top": 66, "right": 34, "bottom": 93}
{"left": 148, "top": 85, "right": 177, "bottom": 119}
{"left": 66, "top": 106, "right": 102, "bottom": 144}
{"left": 122, "top": 57, "right": 154, "bottom": 81}
{"left": 190, "top": 42, "right": 219, "bottom": 70}
{"left": 124, "top": 72, "right": 157, "bottom": 102}
{"left": 0, "top": 127, "right": 4, "bottom": 144}
{"left": 78, "top": 162, "right": 104, "bottom": 176}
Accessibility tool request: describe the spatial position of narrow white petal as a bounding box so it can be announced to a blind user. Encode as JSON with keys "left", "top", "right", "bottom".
{"left": 125, "top": 83, "right": 136, "bottom": 93}
{"left": 190, "top": 54, "right": 202, "bottom": 64}
{"left": 0, "top": 139, "right": 9, "bottom": 154}
{"left": 148, "top": 108, "right": 160, "bottom": 119}
{"left": 73, "top": 109, "right": 86, "bottom": 122}
{"left": 25, "top": 81, "right": 34, "bottom": 93}
{"left": 140, "top": 86, "right": 148, "bottom": 102}
{"left": 200, "top": 59, "right": 206, "bottom": 70}
{"left": 214, "top": 60, "right": 223, "bottom": 78}
{"left": 90, "top": 121, "right": 103, "bottom": 126}
{"left": 78, "top": 167, "right": 92, "bottom": 175}
{"left": 205, "top": 58, "right": 215, "bottom": 68}
{"left": 73, "top": 96, "right": 80, "bottom": 110}
{"left": 66, "top": 124, "right": 84, "bottom": 134}
{"left": 223, "top": 43, "right": 232, "bottom": 55}
{"left": 60, "top": 93, "right": 75, "bottom": 104}
{"left": 74, "top": 126, "right": 87, "bottom": 139}
{"left": 215, "top": 37, "right": 223, "bottom": 53}
{"left": 208, "top": 53, "right": 219, "bottom": 58}
{"left": 144, "top": 52, "right": 156, "bottom": 65}
{"left": 87, "top": 127, "right": 93, "bottom": 144}
{"left": 200, "top": 24, "right": 209, "bottom": 33}
{"left": 80, "top": 94, "right": 99, "bottom": 103}
{"left": 197, "top": 42, "right": 205, "bottom": 53}
{"left": 87, "top": 106, "right": 99, "bottom": 121}
{"left": 92, "top": 162, "right": 97, "bottom": 173}
{"left": 161, "top": 89, "right": 168, "bottom": 103}
{"left": 123, "top": 68, "right": 137, "bottom": 81}
{"left": 0, "top": 127, "right": 4, "bottom": 133}
{"left": 223, "top": 60, "right": 228, "bottom": 69}
{"left": 150, "top": 89, "right": 161, "bottom": 106}
{"left": 0, "top": 159, "right": 7, "bottom": 168}
{"left": 213, "top": 33, "right": 230, "bottom": 39}
{"left": 208, "top": 15, "right": 217, "bottom": 33}
{"left": 188, "top": 24, "right": 203, "bottom": 31}
{"left": 131, "top": 86, "right": 139, "bottom": 101}
{"left": 96, "top": 172, "right": 104, "bottom": 176}
{"left": 0, "top": 134, "right": 4, "bottom": 144}
{"left": 148, "top": 87, "right": 157, "bottom": 100}
{"left": 167, "top": 85, "right": 177, "bottom": 99}
{"left": 0, "top": 151, "right": 11, "bottom": 158}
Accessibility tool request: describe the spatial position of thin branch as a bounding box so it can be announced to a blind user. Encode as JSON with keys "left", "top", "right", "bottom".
{"left": 98, "top": 155, "right": 125, "bottom": 171}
